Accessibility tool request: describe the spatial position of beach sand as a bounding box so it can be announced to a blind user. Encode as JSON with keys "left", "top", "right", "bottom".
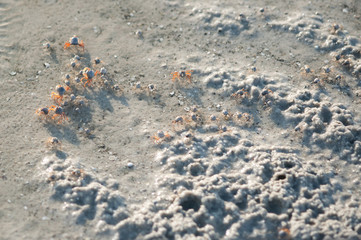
{"left": 0, "top": 0, "right": 360, "bottom": 239}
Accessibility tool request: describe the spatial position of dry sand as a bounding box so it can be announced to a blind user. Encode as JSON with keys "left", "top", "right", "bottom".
{"left": 0, "top": 0, "right": 361, "bottom": 239}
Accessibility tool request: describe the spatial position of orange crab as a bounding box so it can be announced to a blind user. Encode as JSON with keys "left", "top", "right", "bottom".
{"left": 64, "top": 35, "right": 85, "bottom": 51}
{"left": 49, "top": 106, "right": 68, "bottom": 124}
{"left": 172, "top": 115, "right": 185, "bottom": 125}
{"left": 320, "top": 66, "right": 333, "bottom": 80}
{"left": 221, "top": 109, "right": 233, "bottom": 121}
{"left": 46, "top": 137, "right": 62, "bottom": 150}
{"left": 218, "top": 125, "right": 231, "bottom": 134}
{"left": 260, "top": 89, "right": 274, "bottom": 106}
{"left": 207, "top": 114, "right": 220, "bottom": 125}
{"left": 171, "top": 115, "right": 192, "bottom": 131}
{"left": 68, "top": 169, "right": 86, "bottom": 181}
{"left": 171, "top": 70, "right": 194, "bottom": 83}
{"left": 51, "top": 85, "right": 70, "bottom": 104}
{"left": 261, "top": 89, "right": 273, "bottom": 98}
{"left": 81, "top": 67, "right": 99, "bottom": 87}
{"left": 330, "top": 23, "right": 343, "bottom": 35}
{"left": 233, "top": 112, "right": 253, "bottom": 126}
{"left": 231, "top": 88, "right": 249, "bottom": 100}
{"left": 301, "top": 65, "right": 313, "bottom": 76}
{"left": 151, "top": 130, "right": 171, "bottom": 144}
{"left": 36, "top": 106, "right": 51, "bottom": 120}
{"left": 278, "top": 227, "right": 292, "bottom": 240}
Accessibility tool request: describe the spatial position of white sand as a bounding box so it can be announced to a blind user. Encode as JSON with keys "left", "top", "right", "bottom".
{"left": 0, "top": 0, "right": 361, "bottom": 239}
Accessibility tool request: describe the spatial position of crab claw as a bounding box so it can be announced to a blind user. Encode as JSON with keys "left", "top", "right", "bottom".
{"left": 63, "top": 42, "right": 71, "bottom": 49}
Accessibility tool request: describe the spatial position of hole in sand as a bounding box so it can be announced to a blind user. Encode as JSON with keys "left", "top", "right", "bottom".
{"left": 180, "top": 193, "right": 201, "bottom": 212}
{"left": 276, "top": 174, "right": 286, "bottom": 180}
{"left": 338, "top": 115, "right": 351, "bottom": 126}
{"left": 266, "top": 197, "right": 284, "bottom": 215}
{"left": 189, "top": 163, "right": 203, "bottom": 176}
{"left": 303, "top": 190, "right": 313, "bottom": 199}
{"left": 276, "top": 99, "right": 293, "bottom": 111}
{"left": 235, "top": 199, "right": 248, "bottom": 210}
{"left": 218, "top": 188, "right": 232, "bottom": 202}
{"left": 283, "top": 161, "right": 295, "bottom": 169}
{"left": 195, "top": 215, "right": 206, "bottom": 228}
{"left": 320, "top": 106, "right": 332, "bottom": 123}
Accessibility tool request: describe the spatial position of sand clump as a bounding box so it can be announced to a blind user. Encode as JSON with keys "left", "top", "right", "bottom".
{"left": 41, "top": 129, "right": 361, "bottom": 239}
{"left": 268, "top": 12, "right": 361, "bottom": 78}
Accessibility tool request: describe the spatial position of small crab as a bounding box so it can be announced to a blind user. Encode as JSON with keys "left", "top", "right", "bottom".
{"left": 340, "top": 57, "right": 353, "bottom": 69}
{"left": 182, "top": 131, "right": 194, "bottom": 145}
{"left": 46, "top": 137, "right": 62, "bottom": 150}
{"left": 70, "top": 95, "right": 87, "bottom": 107}
{"left": 261, "top": 89, "right": 273, "bottom": 97}
{"left": 49, "top": 106, "right": 68, "bottom": 124}
{"left": 231, "top": 88, "right": 249, "bottom": 100}
{"left": 133, "top": 82, "right": 157, "bottom": 96}
{"left": 147, "top": 84, "right": 157, "bottom": 95}
{"left": 242, "top": 113, "right": 252, "bottom": 122}
{"left": 322, "top": 66, "right": 332, "bottom": 74}
{"left": 188, "top": 112, "right": 202, "bottom": 124}
{"left": 260, "top": 89, "right": 273, "bottom": 106}
{"left": 69, "top": 58, "right": 80, "bottom": 69}
{"left": 301, "top": 65, "right": 313, "bottom": 78}
{"left": 81, "top": 67, "right": 99, "bottom": 87}
{"left": 330, "top": 23, "right": 343, "bottom": 35}
{"left": 181, "top": 108, "right": 203, "bottom": 127}
{"left": 172, "top": 115, "right": 186, "bottom": 131}
{"left": 335, "top": 74, "right": 342, "bottom": 82}
{"left": 248, "top": 66, "right": 257, "bottom": 73}
{"left": 221, "top": 109, "right": 232, "bottom": 121}
{"left": 233, "top": 112, "right": 253, "bottom": 126}
{"left": 234, "top": 112, "right": 244, "bottom": 120}
{"left": 151, "top": 130, "right": 171, "bottom": 144}
{"left": 64, "top": 79, "right": 71, "bottom": 89}
{"left": 64, "top": 35, "right": 85, "bottom": 51}
{"left": 68, "top": 169, "right": 86, "bottom": 181}
{"left": 334, "top": 54, "right": 342, "bottom": 62}
{"left": 278, "top": 227, "right": 292, "bottom": 240}
{"left": 320, "top": 66, "right": 334, "bottom": 80}
{"left": 218, "top": 125, "right": 231, "bottom": 134}
{"left": 43, "top": 42, "right": 51, "bottom": 50}
{"left": 36, "top": 106, "right": 50, "bottom": 120}
{"left": 100, "top": 67, "right": 107, "bottom": 75}
{"left": 47, "top": 172, "right": 60, "bottom": 184}
{"left": 94, "top": 57, "right": 102, "bottom": 65}
{"left": 133, "top": 81, "right": 144, "bottom": 93}
{"left": 171, "top": 70, "right": 194, "bottom": 83}
{"left": 73, "top": 55, "right": 81, "bottom": 61}
{"left": 189, "top": 106, "right": 198, "bottom": 113}
{"left": 311, "top": 77, "right": 325, "bottom": 88}
{"left": 207, "top": 114, "right": 220, "bottom": 125}
{"left": 93, "top": 57, "right": 106, "bottom": 68}
{"left": 172, "top": 115, "right": 185, "bottom": 125}
{"left": 51, "top": 85, "right": 70, "bottom": 104}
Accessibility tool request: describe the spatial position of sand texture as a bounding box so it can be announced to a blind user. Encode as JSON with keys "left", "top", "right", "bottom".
{"left": 0, "top": 0, "right": 361, "bottom": 239}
